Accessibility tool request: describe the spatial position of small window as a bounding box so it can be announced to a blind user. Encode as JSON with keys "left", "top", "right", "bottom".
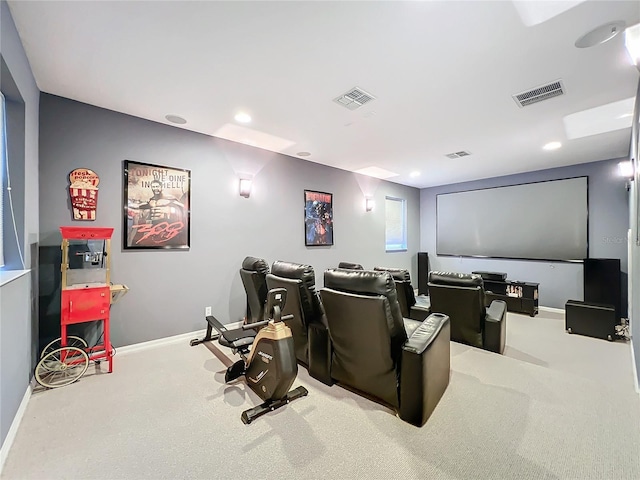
{"left": 385, "top": 196, "right": 406, "bottom": 252}
{"left": 0, "top": 93, "right": 5, "bottom": 267}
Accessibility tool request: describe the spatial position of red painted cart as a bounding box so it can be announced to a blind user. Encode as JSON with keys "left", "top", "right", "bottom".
{"left": 35, "top": 226, "right": 128, "bottom": 388}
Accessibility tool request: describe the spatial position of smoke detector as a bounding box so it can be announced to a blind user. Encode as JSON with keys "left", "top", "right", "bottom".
{"left": 333, "top": 87, "right": 376, "bottom": 110}
{"left": 513, "top": 80, "right": 565, "bottom": 108}
{"left": 445, "top": 151, "right": 471, "bottom": 159}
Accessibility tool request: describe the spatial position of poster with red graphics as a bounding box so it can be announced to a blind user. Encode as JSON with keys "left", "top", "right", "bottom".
{"left": 123, "top": 160, "right": 191, "bottom": 249}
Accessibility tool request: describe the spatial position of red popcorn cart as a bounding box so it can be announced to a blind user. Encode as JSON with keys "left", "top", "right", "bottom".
{"left": 35, "top": 226, "right": 129, "bottom": 388}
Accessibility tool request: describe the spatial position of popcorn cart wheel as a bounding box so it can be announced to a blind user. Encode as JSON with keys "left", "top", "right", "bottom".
{"left": 34, "top": 226, "right": 129, "bottom": 389}
{"left": 35, "top": 347, "right": 89, "bottom": 388}
{"left": 40, "top": 335, "right": 88, "bottom": 358}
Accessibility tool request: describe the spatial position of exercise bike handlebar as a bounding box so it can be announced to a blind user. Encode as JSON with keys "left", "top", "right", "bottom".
{"left": 241, "top": 314, "right": 294, "bottom": 330}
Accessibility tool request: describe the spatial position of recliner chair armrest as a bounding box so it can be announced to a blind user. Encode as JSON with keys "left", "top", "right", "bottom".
{"left": 483, "top": 299, "right": 507, "bottom": 354}
{"left": 399, "top": 313, "right": 451, "bottom": 427}
{"left": 308, "top": 323, "right": 333, "bottom": 386}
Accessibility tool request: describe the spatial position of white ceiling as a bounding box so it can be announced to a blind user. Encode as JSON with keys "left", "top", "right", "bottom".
{"left": 7, "top": 0, "right": 640, "bottom": 188}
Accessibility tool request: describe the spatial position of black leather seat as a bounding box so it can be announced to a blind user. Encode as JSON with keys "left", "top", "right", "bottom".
{"left": 373, "top": 267, "right": 431, "bottom": 320}
{"left": 319, "top": 268, "right": 451, "bottom": 427}
{"left": 428, "top": 271, "right": 507, "bottom": 354}
{"left": 239, "top": 256, "right": 270, "bottom": 324}
{"left": 266, "top": 261, "right": 332, "bottom": 385}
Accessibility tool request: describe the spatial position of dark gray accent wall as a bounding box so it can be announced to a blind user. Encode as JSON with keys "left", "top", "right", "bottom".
{"left": 0, "top": 0, "right": 40, "bottom": 456}
{"left": 39, "top": 93, "right": 420, "bottom": 347}
{"left": 420, "top": 159, "right": 630, "bottom": 311}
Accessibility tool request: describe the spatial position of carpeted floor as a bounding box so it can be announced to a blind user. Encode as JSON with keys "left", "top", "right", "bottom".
{"left": 2, "top": 310, "right": 639, "bottom": 480}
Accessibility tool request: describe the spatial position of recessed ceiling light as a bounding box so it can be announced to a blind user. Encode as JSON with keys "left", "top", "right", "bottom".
{"left": 165, "top": 114, "right": 187, "bottom": 124}
{"left": 575, "top": 21, "right": 625, "bottom": 48}
{"left": 410, "top": 171, "right": 421, "bottom": 178}
{"left": 297, "top": 152, "right": 311, "bottom": 157}
{"left": 543, "top": 141, "right": 562, "bottom": 151}
{"left": 234, "top": 112, "right": 252, "bottom": 124}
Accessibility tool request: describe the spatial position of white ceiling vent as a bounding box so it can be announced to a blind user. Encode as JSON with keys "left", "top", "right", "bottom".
{"left": 445, "top": 151, "right": 471, "bottom": 159}
{"left": 513, "top": 80, "right": 565, "bottom": 108}
{"left": 333, "top": 87, "right": 375, "bottom": 110}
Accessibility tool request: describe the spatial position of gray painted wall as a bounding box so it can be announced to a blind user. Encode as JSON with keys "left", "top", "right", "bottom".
{"left": 0, "top": 0, "right": 39, "bottom": 453}
{"left": 420, "top": 159, "right": 630, "bottom": 311}
{"left": 39, "top": 93, "right": 421, "bottom": 347}
{"left": 0, "top": 274, "right": 30, "bottom": 444}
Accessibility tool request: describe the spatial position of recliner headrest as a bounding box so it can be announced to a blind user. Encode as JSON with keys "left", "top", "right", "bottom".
{"left": 373, "top": 267, "right": 411, "bottom": 283}
{"left": 241, "top": 256, "right": 269, "bottom": 274}
{"left": 271, "top": 260, "right": 316, "bottom": 286}
{"left": 325, "top": 268, "right": 396, "bottom": 297}
{"left": 338, "top": 261, "right": 364, "bottom": 270}
{"left": 428, "top": 271, "right": 483, "bottom": 288}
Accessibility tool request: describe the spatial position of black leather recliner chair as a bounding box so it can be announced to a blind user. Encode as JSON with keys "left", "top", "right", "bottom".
{"left": 338, "top": 261, "right": 364, "bottom": 270}
{"left": 266, "top": 261, "right": 332, "bottom": 385}
{"left": 319, "top": 268, "right": 451, "bottom": 427}
{"left": 373, "top": 267, "right": 431, "bottom": 320}
{"left": 428, "top": 271, "right": 507, "bottom": 354}
{"left": 239, "top": 256, "right": 270, "bottom": 324}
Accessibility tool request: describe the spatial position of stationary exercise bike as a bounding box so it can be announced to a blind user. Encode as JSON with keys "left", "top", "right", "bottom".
{"left": 190, "top": 288, "right": 308, "bottom": 424}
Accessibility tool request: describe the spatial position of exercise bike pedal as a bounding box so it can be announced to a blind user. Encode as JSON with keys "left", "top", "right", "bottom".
{"left": 240, "top": 386, "right": 309, "bottom": 425}
{"left": 225, "top": 360, "right": 246, "bottom": 383}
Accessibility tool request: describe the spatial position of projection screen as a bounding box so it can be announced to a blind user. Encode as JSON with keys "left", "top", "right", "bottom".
{"left": 436, "top": 177, "right": 588, "bottom": 261}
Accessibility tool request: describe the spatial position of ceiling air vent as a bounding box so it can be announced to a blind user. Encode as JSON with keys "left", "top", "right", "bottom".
{"left": 445, "top": 151, "right": 471, "bottom": 159}
{"left": 333, "top": 87, "right": 376, "bottom": 110}
{"left": 512, "top": 80, "right": 565, "bottom": 108}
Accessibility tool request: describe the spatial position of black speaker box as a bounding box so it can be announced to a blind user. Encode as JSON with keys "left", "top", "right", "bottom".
{"left": 417, "top": 252, "right": 429, "bottom": 295}
{"left": 565, "top": 300, "right": 617, "bottom": 341}
{"left": 583, "top": 258, "right": 621, "bottom": 321}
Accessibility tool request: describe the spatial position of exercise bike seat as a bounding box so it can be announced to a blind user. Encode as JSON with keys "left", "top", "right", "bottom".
{"left": 205, "top": 315, "right": 257, "bottom": 350}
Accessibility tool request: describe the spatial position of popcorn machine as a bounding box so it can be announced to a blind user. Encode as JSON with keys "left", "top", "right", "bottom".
{"left": 35, "top": 226, "right": 128, "bottom": 388}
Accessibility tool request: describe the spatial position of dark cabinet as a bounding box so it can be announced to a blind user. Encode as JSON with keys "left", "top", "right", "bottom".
{"left": 483, "top": 279, "right": 539, "bottom": 317}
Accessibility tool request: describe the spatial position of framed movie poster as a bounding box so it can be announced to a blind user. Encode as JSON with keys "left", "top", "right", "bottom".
{"left": 123, "top": 160, "right": 191, "bottom": 250}
{"left": 304, "top": 190, "right": 334, "bottom": 246}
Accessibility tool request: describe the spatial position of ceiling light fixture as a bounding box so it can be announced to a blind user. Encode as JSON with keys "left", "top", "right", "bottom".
{"left": 234, "top": 112, "right": 252, "bottom": 124}
{"left": 410, "top": 171, "right": 421, "bottom": 178}
{"left": 575, "top": 21, "right": 626, "bottom": 48}
{"left": 543, "top": 141, "right": 562, "bottom": 151}
{"left": 165, "top": 114, "right": 187, "bottom": 124}
{"left": 297, "top": 152, "right": 311, "bottom": 157}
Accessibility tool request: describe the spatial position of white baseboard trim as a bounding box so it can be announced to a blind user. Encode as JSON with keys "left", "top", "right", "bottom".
{"left": 539, "top": 306, "right": 565, "bottom": 314}
{"left": 116, "top": 321, "right": 244, "bottom": 357}
{"left": 0, "top": 384, "right": 32, "bottom": 475}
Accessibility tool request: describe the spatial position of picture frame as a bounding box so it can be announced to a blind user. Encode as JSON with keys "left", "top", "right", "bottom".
{"left": 304, "top": 190, "right": 334, "bottom": 246}
{"left": 123, "top": 160, "right": 191, "bottom": 250}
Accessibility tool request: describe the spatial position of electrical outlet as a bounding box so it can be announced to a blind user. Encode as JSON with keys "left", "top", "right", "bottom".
{"left": 205, "top": 306, "right": 212, "bottom": 317}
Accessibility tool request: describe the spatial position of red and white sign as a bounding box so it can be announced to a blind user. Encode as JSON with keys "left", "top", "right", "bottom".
{"left": 69, "top": 168, "right": 100, "bottom": 220}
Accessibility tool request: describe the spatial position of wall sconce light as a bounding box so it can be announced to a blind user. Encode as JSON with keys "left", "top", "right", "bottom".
{"left": 365, "top": 197, "right": 375, "bottom": 212}
{"left": 239, "top": 178, "right": 252, "bottom": 198}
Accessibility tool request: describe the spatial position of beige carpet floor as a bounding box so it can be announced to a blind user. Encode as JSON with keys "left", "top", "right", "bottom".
{"left": 2, "top": 309, "right": 639, "bottom": 480}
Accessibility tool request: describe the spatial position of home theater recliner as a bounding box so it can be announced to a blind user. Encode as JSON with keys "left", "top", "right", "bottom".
{"left": 238, "top": 256, "right": 270, "bottom": 324}
{"left": 373, "top": 266, "right": 431, "bottom": 321}
{"left": 318, "top": 268, "right": 451, "bottom": 427}
{"left": 428, "top": 271, "right": 507, "bottom": 354}
{"left": 265, "top": 260, "right": 332, "bottom": 385}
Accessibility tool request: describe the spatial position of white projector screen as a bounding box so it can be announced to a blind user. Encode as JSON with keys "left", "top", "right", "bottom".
{"left": 436, "top": 177, "right": 588, "bottom": 261}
